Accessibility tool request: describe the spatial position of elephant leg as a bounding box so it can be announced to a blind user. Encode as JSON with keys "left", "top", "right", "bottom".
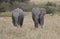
{"left": 18, "top": 16, "right": 24, "bottom": 27}
{"left": 14, "top": 17, "right": 18, "bottom": 26}
{"left": 12, "top": 16, "right": 17, "bottom": 26}
{"left": 38, "top": 18, "right": 40, "bottom": 24}
{"left": 34, "top": 17, "right": 38, "bottom": 28}
{"left": 18, "top": 16, "right": 20, "bottom": 25}
{"left": 20, "top": 17, "right": 24, "bottom": 27}
{"left": 40, "top": 17, "right": 44, "bottom": 28}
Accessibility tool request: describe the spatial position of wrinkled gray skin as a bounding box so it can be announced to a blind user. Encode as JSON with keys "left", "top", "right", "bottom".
{"left": 12, "top": 8, "right": 24, "bottom": 27}
{"left": 32, "top": 7, "right": 46, "bottom": 28}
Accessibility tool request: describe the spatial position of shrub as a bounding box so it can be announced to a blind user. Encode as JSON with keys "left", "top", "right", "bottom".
{"left": 0, "top": 2, "right": 10, "bottom": 12}
{"left": 19, "top": 3, "right": 32, "bottom": 12}
{"left": 46, "top": 2, "right": 56, "bottom": 6}
{"left": 46, "top": 2, "right": 56, "bottom": 14}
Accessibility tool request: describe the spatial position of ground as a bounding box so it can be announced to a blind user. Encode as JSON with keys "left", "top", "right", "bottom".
{"left": 0, "top": 13, "right": 60, "bottom": 39}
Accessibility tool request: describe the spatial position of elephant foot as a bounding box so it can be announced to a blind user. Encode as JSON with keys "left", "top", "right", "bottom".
{"left": 14, "top": 24, "right": 17, "bottom": 27}
{"left": 20, "top": 25, "right": 22, "bottom": 28}
{"left": 35, "top": 25, "right": 38, "bottom": 28}
{"left": 41, "top": 26, "right": 43, "bottom": 28}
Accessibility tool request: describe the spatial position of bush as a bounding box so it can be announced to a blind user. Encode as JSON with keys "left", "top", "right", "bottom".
{"left": 46, "top": 2, "right": 56, "bottom": 6}
{"left": 0, "top": 2, "right": 10, "bottom": 12}
{"left": 46, "top": 2, "right": 56, "bottom": 14}
{"left": 19, "top": 3, "right": 32, "bottom": 12}
{"left": 0, "top": 0, "right": 30, "bottom": 12}
{"left": 10, "top": 2, "right": 32, "bottom": 12}
{"left": 46, "top": 6, "right": 55, "bottom": 14}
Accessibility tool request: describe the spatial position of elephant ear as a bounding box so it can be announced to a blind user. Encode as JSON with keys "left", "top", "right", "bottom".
{"left": 40, "top": 8, "right": 46, "bottom": 16}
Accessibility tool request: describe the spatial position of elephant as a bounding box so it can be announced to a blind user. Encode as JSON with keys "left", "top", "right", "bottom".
{"left": 32, "top": 7, "right": 46, "bottom": 28}
{"left": 12, "top": 8, "right": 24, "bottom": 27}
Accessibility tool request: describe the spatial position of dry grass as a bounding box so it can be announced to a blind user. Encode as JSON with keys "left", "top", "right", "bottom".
{"left": 0, "top": 12, "right": 60, "bottom": 39}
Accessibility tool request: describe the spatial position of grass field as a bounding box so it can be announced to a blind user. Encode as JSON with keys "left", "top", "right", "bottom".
{"left": 0, "top": 12, "right": 60, "bottom": 39}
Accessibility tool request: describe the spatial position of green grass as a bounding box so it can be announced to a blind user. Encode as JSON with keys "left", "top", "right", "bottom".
{"left": 0, "top": 11, "right": 60, "bottom": 17}
{"left": 0, "top": 12, "right": 31, "bottom": 17}
{"left": 0, "top": 12, "right": 12, "bottom": 17}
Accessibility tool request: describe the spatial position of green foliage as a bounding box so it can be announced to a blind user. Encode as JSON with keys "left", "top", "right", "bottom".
{"left": 0, "top": 0, "right": 30, "bottom": 12}
{"left": 46, "top": 6, "right": 54, "bottom": 14}
{"left": 0, "top": 0, "right": 8, "bottom": 3}
{"left": 0, "top": 2, "right": 10, "bottom": 12}
{"left": 46, "top": 2, "right": 56, "bottom": 14}
{"left": 0, "top": 0, "right": 3, "bottom": 3}
{"left": 19, "top": 3, "right": 32, "bottom": 12}
{"left": 21, "top": 0, "right": 30, "bottom": 2}
{"left": 46, "top": 2, "right": 56, "bottom": 6}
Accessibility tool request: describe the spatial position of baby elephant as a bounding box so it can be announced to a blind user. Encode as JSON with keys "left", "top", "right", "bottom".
{"left": 32, "top": 7, "right": 46, "bottom": 28}
{"left": 12, "top": 8, "right": 24, "bottom": 27}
